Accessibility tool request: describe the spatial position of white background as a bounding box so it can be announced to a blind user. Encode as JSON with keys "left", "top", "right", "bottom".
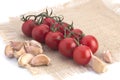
{"left": 0, "top": 0, "right": 120, "bottom": 23}
{"left": 0, "top": 0, "right": 120, "bottom": 80}
{"left": 0, "top": 0, "right": 70, "bottom": 23}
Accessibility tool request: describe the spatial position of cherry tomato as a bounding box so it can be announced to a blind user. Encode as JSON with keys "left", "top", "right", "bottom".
{"left": 71, "top": 29, "right": 83, "bottom": 39}
{"left": 54, "top": 22, "right": 73, "bottom": 34}
{"left": 58, "top": 38, "right": 77, "bottom": 58}
{"left": 32, "top": 24, "right": 50, "bottom": 43}
{"left": 58, "top": 22, "right": 70, "bottom": 33}
{"left": 73, "top": 45, "right": 92, "bottom": 65}
{"left": 80, "top": 35, "right": 98, "bottom": 54}
{"left": 42, "top": 17, "right": 55, "bottom": 27}
{"left": 22, "top": 20, "right": 36, "bottom": 37}
{"left": 45, "top": 31, "right": 64, "bottom": 50}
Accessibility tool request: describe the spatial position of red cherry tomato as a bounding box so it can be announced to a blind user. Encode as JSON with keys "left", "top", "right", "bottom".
{"left": 32, "top": 24, "right": 50, "bottom": 43}
{"left": 58, "top": 22, "right": 71, "bottom": 33}
{"left": 73, "top": 45, "right": 92, "bottom": 65}
{"left": 22, "top": 20, "right": 36, "bottom": 37}
{"left": 45, "top": 31, "right": 64, "bottom": 50}
{"left": 42, "top": 17, "right": 55, "bottom": 27}
{"left": 58, "top": 38, "right": 77, "bottom": 58}
{"left": 80, "top": 35, "right": 98, "bottom": 54}
{"left": 71, "top": 29, "right": 83, "bottom": 39}
{"left": 54, "top": 22, "right": 73, "bottom": 34}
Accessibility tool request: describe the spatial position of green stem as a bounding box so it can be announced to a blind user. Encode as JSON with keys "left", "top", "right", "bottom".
{"left": 21, "top": 15, "right": 27, "bottom": 22}
{"left": 21, "top": 15, "right": 36, "bottom": 22}
{"left": 50, "top": 24, "right": 58, "bottom": 32}
{"left": 64, "top": 28, "right": 67, "bottom": 38}
{"left": 74, "top": 38, "right": 80, "bottom": 46}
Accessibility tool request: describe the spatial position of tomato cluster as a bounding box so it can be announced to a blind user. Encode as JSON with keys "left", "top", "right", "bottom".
{"left": 21, "top": 9, "right": 98, "bottom": 66}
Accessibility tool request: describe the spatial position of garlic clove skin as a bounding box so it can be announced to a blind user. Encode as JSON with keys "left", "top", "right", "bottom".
{"left": 30, "top": 54, "right": 50, "bottom": 66}
{"left": 5, "top": 44, "right": 14, "bottom": 58}
{"left": 18, "top": 53, "right": 34, "bottom": 67}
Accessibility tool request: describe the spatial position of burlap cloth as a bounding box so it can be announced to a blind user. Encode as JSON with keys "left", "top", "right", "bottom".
{"left": 0, "top": 0, "right": 120, "bottom": 79}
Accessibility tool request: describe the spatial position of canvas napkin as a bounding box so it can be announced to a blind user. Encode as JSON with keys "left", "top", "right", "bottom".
{"left": 0, "top": 0, "right": 120, "bottom": 79}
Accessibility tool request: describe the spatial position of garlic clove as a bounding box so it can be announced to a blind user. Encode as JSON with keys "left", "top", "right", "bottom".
{"left": 25, "top": 46, "right": 43, "bottom": 56}
{"left": 103, "top": 50, "right": 112, "bottom": 63}
{"left": 30, "top": 54, "right": 50, "bottom": 66}
{"left": 24, "top": 40, "right": 43, "bottom": 55}
{"left": 18, "top": 53, "right": 34, "bottom": 67}
{"left": 10, "top": 41, "right": 24, "bottom": 51}
{"left": 30, "top": 40, "right": 42, "bottom": 49}
{"left": 5, "top": 44, "right": 14, "bottom": 58}
{"left": 14, "top": 46, "right": 26, "bottom": 59}
{"left": 88, "top": 54, "right": 107, "bottom": 73}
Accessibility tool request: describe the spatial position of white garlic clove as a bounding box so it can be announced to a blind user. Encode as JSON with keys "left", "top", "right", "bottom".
{"left": 30, "top": 40, "right": 42, "bottom": 49}
{"left": 10, "top": 41, "right": 24, "bottom": 51}
{"left": 25, "top": 46, "right": 43, "bottom": 56}
{"left": 18, "top": 53, "right": 34, "bottom": 67}
{"left": 5, "top": 44, "right": 14, "bottom": 58}
{"left": 14, "top": 46, "right": 26, "bottom": 59}
{"left": 88, "top": 54, "right": 107, "bottom": 73}
{"left": 30, "top": 54, "right": 50, "bottom": 66}
{"left": 103, "top": 50, "right": 112, "bottom": 63}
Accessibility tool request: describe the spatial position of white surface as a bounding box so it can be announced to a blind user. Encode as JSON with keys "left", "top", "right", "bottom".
{"left": 0, "top": 0, "right": 120, "bottom": 80}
